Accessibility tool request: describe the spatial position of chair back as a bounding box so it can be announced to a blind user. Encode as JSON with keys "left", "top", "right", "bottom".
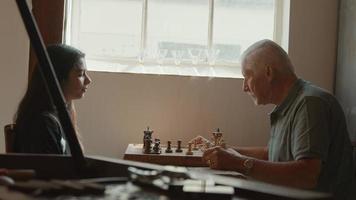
{"left": 353, "top": 141, "right": 356, "bottom": 173}
{"left": 4, "top": 124, "right": 15, "bottom": 153}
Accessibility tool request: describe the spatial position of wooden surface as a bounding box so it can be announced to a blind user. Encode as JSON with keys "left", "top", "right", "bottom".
{"left": 123, "top": 144, "right": 208, "bottom": 167}
{"left": 0, "top": 154, "right": 332, "bottom": 199}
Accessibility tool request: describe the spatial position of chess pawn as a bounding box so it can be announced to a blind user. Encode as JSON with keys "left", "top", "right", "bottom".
{"left": 186, "top": 142, "right": 193, "bottom": 155}
{"left": 165, "top": 141, "right": 173, "bottom": 153}
{"left": 175, "top": 140, "right": 183, "bottom": 153}
{"left": 143, "top": 127, "right": 153, "bottom": 148}
{"left": 153, "top": 139, "right": 161, "bottom": 153}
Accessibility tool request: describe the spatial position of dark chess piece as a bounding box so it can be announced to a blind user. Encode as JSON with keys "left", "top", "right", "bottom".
{"left": 143, "top": 139, "right": 152, "bottom": 154}
{"left": 153, "top": 139, "right": 161, "bottom": 154}
{"left": 165, "top": 141, "right": 173, "bottom": 153}
{"left": 175, "top": 140, "right": 183, "bottom": 153}
{"left": 143, "top": 127, "right": 153, "bottom": 148}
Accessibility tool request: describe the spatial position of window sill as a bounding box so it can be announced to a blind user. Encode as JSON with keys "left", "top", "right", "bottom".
{"left": 86, "top": 60, "right": 243, "bottom": 79}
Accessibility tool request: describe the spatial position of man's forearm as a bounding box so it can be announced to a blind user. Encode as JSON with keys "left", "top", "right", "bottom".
{"left": 245, "top": 158, "right": 321, "bottom": 189}
{"left": 233, "top": 146, "right": 268, "bottom": 160}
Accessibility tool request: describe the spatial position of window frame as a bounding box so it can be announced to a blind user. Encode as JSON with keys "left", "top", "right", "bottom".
{"left": 65, "top": 0, "right": 282, "bottom": 78}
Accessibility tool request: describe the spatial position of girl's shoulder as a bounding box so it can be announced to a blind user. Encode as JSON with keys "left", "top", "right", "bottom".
{"left": 40, "top": 111, "right": 60, "bottom": 124}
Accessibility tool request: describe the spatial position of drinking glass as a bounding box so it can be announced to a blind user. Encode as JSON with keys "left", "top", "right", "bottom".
{"left": 188, "top": 48, "right": 202, "bottom": 65}
{"left": 206, "top": 49, "right": 220, "bottom": 65}
{"left": 156, "top": 49, "right": 168, "bottom": 65}
{"left": 171, "top": 50, "right": 184, "bottom": 65}
{"left": 138, "top": 49, "right": 147, "bottom": 64}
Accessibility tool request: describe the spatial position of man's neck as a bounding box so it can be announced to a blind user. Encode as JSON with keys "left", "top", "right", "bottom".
{"left": 272, "top": 76, "right": 298, "bottom": 105}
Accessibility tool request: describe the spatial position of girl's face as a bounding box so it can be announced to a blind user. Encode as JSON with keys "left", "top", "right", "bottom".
{"left": 62, "top": 58, "right": 92, "bottom": 101}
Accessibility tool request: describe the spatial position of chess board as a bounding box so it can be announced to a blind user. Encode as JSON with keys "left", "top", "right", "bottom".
{"left": 123, "top": 144, "right": 207, "bottom": 167}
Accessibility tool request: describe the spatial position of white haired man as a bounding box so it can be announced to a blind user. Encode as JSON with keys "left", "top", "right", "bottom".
{"left": 203, "top": 39, "right": 354, "bottom": 199}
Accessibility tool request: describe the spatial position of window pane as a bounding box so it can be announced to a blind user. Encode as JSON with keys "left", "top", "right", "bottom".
{"left": 146, "top": 0, "right": 209, "bottom": 63}
{"left": 214, "top": 0, "right": 275, "bottom": 62}
{"left": 67, "top": 0, "right": 279, "bottom": 77}
{"left": 74, "top": 0, "right": 142, "bottom": 62}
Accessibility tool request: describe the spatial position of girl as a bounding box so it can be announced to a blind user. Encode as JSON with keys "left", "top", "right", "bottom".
{"left": 13, "top": 44, "right": 91, "bottom": 154}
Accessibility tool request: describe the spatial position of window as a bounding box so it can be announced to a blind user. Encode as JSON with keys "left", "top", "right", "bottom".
{"left": 65, "top": 0, "right": 278, "bottom": 78}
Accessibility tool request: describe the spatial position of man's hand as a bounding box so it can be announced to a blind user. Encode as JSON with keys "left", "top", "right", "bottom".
{"left": 202, "top": 146, "right": 245, "bottom": 171}
{"left": 189, "top": 135, "right": 211, "bottom": 145}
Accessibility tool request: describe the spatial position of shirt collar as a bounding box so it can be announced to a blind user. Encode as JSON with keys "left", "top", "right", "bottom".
{"left": 270, "top": 78, "right": 305, "bottom": 117}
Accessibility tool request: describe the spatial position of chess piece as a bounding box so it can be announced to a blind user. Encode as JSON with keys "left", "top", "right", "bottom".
{"left": 143, "top": 127, "right": 153, "bottom": 148}
{"left": 143, "top": 139, "right": 152, "bottom": 154}
{"left": 186, "top": 142, "right": 193, "bottom": 155}
{"left": 153, "top": 139, "right": 161, "bottom": 154}
{"left": 175, "top": 140, "right": 183, "bottom": 153}
{"left": 165, "top": 141, "right": 173, "bottom": 153}
{"left": 212, "top": 128, "right": 223, "bottom": 146}
{"left": 189, "top": 135, "right": 212, "bottom": 151}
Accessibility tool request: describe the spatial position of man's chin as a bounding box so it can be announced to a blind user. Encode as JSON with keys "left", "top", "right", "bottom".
{"left": 254, "top": 101, "right": 262, "bottom": 106}
{"left": 250, "top": 96, "right": 269, "bottom": 106}
{"left": 253, "top": 99, "right": 266, "bottom": 106}
{"left": 250, "top": 96, "right": 259, "bottom": 105}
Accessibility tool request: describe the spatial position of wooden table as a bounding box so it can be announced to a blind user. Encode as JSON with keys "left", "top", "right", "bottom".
{"left": 123, "top": 144, "right": 208, "bottom": 167}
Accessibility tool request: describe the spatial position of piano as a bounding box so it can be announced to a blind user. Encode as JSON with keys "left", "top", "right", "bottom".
{"left": 0, "top": 1, "right": 332, "bottom": 199}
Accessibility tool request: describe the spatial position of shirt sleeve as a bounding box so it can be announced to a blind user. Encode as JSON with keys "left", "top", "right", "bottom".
{"left": 30, "top": 113, "right": 65, "bottom": 154}
{"left": 291, "top": 96, "right": 330, "bottom": 161}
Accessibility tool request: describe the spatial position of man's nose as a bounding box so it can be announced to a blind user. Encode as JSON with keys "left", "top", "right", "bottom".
{"left": 85, "top": 73, "right": 92, "bottom": 85}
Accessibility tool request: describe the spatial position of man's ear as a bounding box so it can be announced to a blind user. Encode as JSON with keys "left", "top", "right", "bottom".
{"left": 265, "top": 65, "right": 274, "bottom": 82}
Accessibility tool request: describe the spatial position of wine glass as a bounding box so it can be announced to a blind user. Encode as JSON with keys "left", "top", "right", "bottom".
{"left": 138, "top": 49, "right": 147, "bottom": 64}
{"left": 188, "top": 48, "right": 202, "bottom": 65}
{"left": 171, "top": 50, "right": 184, "bottom": 65}
{"left": 156, "top": 49, "right": 168, "bottom": 65}
{"left": 206, "top": 48, "right": 220, "bottom": 65}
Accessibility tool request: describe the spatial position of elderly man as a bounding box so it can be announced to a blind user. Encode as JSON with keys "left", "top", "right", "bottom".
{"left": 202, "top": 39, "right": 354, "bottom": 198}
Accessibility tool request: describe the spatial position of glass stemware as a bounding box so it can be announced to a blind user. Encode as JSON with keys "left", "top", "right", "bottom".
{"left": 206, "top": 49, "right": 220, "bottom": 65}
{"left": 156, "top": 49, "right": 168, "bottom": 65}
{"left": 171, "top": 50, "right": 184, "bottom": 65}
{"left": 188, "top": 48, "right": 202, "bottom": 65}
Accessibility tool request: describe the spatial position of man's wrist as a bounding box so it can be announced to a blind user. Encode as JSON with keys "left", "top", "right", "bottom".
{"left": 243, "top": 158, "right": 255, "bottom": 175}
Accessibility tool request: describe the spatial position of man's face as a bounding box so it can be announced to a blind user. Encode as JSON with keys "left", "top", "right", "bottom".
{"left": 241, "top": 60, "right": 272, "bottom": 105}
{"left": 62, "top": 58, "right": 92, "bottom": 101}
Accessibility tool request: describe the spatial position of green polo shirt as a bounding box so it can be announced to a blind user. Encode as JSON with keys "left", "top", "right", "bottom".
{"left": 268, "top": 79, "right": 354, "bottom": 198}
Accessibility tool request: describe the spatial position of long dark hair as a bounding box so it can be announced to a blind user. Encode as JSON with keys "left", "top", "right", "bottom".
{"left": 14, "top": 44, "right": 85, "bottom": 131}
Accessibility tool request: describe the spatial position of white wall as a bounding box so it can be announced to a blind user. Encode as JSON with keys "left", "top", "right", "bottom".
{"left": 0, "top": 0, "right": 339, "bottom": 158}
{"left": 76, "top": 74, "right": 272, "bottom": 157}
{"left": 288, "top": 0, "right": 339, "bottom": 91}
{"left": 0, "top": 0, "right": 29, "bottom": 152}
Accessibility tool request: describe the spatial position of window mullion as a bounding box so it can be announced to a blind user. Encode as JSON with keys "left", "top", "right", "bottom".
{"left": 207, "top": 0, "right": 214, "bottom": 50}
{"left": 273, "top": 0, "right": 282, "bottom": 44}
{"left": 140, "top": 0, "right": 148, "bottom": 62}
